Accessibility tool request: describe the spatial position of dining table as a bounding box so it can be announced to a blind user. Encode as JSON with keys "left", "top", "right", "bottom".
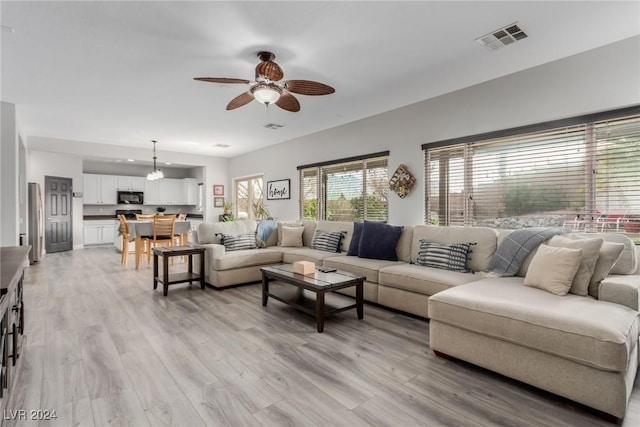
{"left": 126, "top": 219, "right": 192, "bottom": 269}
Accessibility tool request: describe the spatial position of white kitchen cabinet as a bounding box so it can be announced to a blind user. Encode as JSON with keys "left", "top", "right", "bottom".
{"left": 159, "top": 179, "right": 185, "bottom": 205}
{"left": 117, "top": 176, "right": 145, "bottom": 191}
{"left": 83, "top": 220, "right": 116, "bottom": 245}
{"left": 83, "top": 174, "right": 118, "bottom": 204}
{"left": 143, "top": 179, "right": 160, "bottom": 205}
{"left": 83, "top": 174, "right": 101, "bottom": 204}
{"left": 144, "top": 178, "right": 198, "bottom": 206}
{"left": 184, "top": 178, "right": 198, "bottom": 205}
{"left": 100, "top": 176, "right": 118, "bottom": 204}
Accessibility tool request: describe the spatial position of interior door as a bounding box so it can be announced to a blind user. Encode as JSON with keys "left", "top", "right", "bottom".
{"left": 45, "top": 176, "right": 73, "bottom": 253}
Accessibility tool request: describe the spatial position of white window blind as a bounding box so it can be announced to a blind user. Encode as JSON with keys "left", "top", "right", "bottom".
{"left": 299, "top": 153, "right": 389, "bottom": 222}
{"left": 424, "top": 111, "right": 640, "bottom": 231}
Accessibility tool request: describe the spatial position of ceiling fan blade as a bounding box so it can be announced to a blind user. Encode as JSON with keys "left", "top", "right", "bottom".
{"left": 275, "top": 91, "right": 300, "bottom": 112}
{"left": 226, "top": 91, "right": 255, "bottom": 110}
{"left": 194, "top": 77, "right": 250, "bottom": 85}
{"left": 255, "top": 61, "right": 284, "bottom": 81}
{"left": 284, "top": 80, "right": 335, "bottom": 96}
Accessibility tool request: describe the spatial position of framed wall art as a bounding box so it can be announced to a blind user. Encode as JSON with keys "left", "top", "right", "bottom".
{"left": 214, "top": 197, "right": 225, "bottom": 208}
{"left": 213, "top": 185, "right": 224, "bottom": 196}
{"left": 266, "top": 179, "right": 290, "bottom": 200}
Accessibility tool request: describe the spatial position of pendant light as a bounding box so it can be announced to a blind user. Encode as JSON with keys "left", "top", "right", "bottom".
{"left": 146, "top": 140, "right": 164, "bottom": 180}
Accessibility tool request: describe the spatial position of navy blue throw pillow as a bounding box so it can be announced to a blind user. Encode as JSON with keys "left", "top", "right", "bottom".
{"left": 358, "top": 221, "right": 403, "bottom": 261}
{"left": 347, "top": 222, "right": 363, "bottom": 256}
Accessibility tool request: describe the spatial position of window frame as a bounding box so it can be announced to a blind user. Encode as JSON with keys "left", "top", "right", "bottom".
{"left": 298, "top": 151, "right": 390, "bottom": 222}
{"left": 422, "top": 106, "right": 640, "bottom": 230}
{"left": 233, "top": 174, "right": 264, "bottom": 220}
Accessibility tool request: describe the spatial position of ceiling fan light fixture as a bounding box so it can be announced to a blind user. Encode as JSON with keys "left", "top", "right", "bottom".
{"left": 147, "top": 140, "right": 164, "bottom": 181}
{"left": 251, "top": 84, "right": 282, "bottom": 105}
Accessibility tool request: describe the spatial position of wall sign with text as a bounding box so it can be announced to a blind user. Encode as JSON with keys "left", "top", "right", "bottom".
{"left": 266, "top": 179, "right": 290, "bottom": 200}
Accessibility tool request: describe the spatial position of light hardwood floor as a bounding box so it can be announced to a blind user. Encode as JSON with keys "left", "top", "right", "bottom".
{"left": 4, "top": 246, "right": 640, "bottom": 426}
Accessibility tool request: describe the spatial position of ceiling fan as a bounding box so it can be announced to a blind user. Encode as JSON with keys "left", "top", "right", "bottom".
{"left": 194, "top": 51, "right": 335, "bottom": 112}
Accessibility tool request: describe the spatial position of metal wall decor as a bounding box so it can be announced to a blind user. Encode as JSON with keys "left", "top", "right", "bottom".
{"left": 389, "top": 164, "right": 416, "bottom": 198}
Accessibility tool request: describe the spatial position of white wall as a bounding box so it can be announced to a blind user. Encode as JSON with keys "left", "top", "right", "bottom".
{"left": 229, "top": 36, "right": 640, "bottom": 226}
{"left": 27, "top": 151, "right": 84, "bottom": 249}
{"left": 1, "top": 102, "right": 20, "bottom": 246}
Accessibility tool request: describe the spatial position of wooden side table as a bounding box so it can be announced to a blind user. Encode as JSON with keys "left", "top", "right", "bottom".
{"left": 153, "top": 246, "right": 206, "bottom": 296}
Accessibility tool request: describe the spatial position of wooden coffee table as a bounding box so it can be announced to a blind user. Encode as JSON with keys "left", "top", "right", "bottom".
{"left": 260, "top": 264, "right": 365, "bottom": 333}
{"left": 153, "top": 246, "right": 205, "bottom": 296}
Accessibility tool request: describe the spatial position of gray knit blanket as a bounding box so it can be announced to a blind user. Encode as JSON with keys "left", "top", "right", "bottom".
{"left": 487, "top": 228, "right": 563, "bottom": 277}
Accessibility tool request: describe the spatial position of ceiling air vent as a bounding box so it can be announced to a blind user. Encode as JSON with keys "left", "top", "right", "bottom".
{"left": 476, "top": 23, "right": 527, "bottom": 51}
{"left": 264, "top": 123, "right": 284, "bottom": 130}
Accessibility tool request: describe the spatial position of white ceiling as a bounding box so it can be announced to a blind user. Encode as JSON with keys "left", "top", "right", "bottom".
{"left": 2, "top": 1, "right": 639, "bottom": 158}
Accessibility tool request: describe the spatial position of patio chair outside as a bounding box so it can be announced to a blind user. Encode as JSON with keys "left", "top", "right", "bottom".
{"left": 596, "top": 210, "right": 629, "bottom": 231}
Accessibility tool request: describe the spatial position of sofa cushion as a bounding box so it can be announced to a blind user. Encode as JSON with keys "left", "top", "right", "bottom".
{"left": 523, "top": 245, "right": 583, "bottom": 296}
{"left": 301, "top": 220, "right": 318, "bottom": 247}
{"left": 358, "top": 221, "right": 403, "bottom": 261}
{"left": 221, "top": 233, "right": 258, "bottom": 252}
{"left": 314, "top": 220, "right": 354, "bottom": 252}
{"left": 416, "top": 241, "right": 472, "bottom": 273}
{"left": 198, "top": 219, "right": 258, "bottom": 244}
{"left": 379, "top": 263, "right": 482, "bottom": 296}
{"left": 323, "top": 256, "right": 402, "bottom": 284}
{"left": 347, "top": 221, "right": 386, "bottom": 256}
{"left": 282, "top": 248, "right": 346, "bottom": 265}
{"left": 279, "top": 225, "right": 304, "bottom": 247}
{"left": 212, "top": 249, "right": 283, "bottom": 271}
{"left": 546, "top": 235, "right": 603, "bottom": 296}
{"left": 347, "top": 222, "right": 364, "bottom": 256}
{"left": 411, "top": 226, "right": 497, "bottom": 272}
{"left": 429, "top": 277, "right": 640, "bottom": 372}
{"left": 488, "top": 228, "right": 563, "bottom": 277}
{"left": 590, "top": 241, "right": 625, "bottom": 298}
{"left": 577, "top": 233, "right": 637, "bottom": 275}
{"left": 277, "top": 221, "right": 302, "bottom": 245}
{"left": 310, "top": 230, "right": 344, "bottom": 252}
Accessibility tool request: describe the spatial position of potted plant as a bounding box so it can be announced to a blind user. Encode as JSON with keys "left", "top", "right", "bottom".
{"left": 252, "top": 200, "right": 273, "bottom": 220}
{"left": 221, "top": 201, "right": 234, "bottom": 222}
{"left": 223, "top": 201, "right": 233, "bottom": 215}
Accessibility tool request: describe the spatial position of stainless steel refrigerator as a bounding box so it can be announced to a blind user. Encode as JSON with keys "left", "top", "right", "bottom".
{"left": 27, "top": 182, "right": 44, "bottom": 264}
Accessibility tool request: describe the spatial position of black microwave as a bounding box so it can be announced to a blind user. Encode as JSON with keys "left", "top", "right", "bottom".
{"left": 117, "top": 191, "right": 144, "bottom": 205}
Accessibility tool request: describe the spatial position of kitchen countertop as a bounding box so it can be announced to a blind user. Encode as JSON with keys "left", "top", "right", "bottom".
{"left": 1, "top": 246, "right": 30, "bottom": 299}
{"left": 83, "top": 214, "right": 204, "bottom": 220}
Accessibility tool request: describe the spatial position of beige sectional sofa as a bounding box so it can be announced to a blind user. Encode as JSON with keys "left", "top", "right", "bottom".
{"left": 194, "top": 219, "right": 640, "bottom": 420}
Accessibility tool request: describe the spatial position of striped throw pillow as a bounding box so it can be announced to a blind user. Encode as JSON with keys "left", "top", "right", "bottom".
{"left": 416, "top": 240, "right": 471, "bottom": 273}
{"left": 310, "top": 230, "right": 345, "bottom": 253}
{"left": 222, "top": 233, "right": 258, "bottom": 252}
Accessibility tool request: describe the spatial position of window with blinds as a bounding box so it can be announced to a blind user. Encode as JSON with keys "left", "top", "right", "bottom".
{"left": 299, "top": 152, "right": 389, "bottom": 222}
{"left": 424, "top": 110, "right": 640, "bottom": 232}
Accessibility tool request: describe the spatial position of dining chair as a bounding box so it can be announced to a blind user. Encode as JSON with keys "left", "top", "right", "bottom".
{"left": 147, "top": 215, "right": 177, "bottom": 264}
{"left": 133, "top": 214, "right": 155, "bottom": 266}
{"left": 136, "top": 213, "right": 155, "bottom": 220}
{"left": 176, "top": 213, "right": 188, "bottom": 246}
{"left": 117, "top": 214, "right": 130, "bottom": 265}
